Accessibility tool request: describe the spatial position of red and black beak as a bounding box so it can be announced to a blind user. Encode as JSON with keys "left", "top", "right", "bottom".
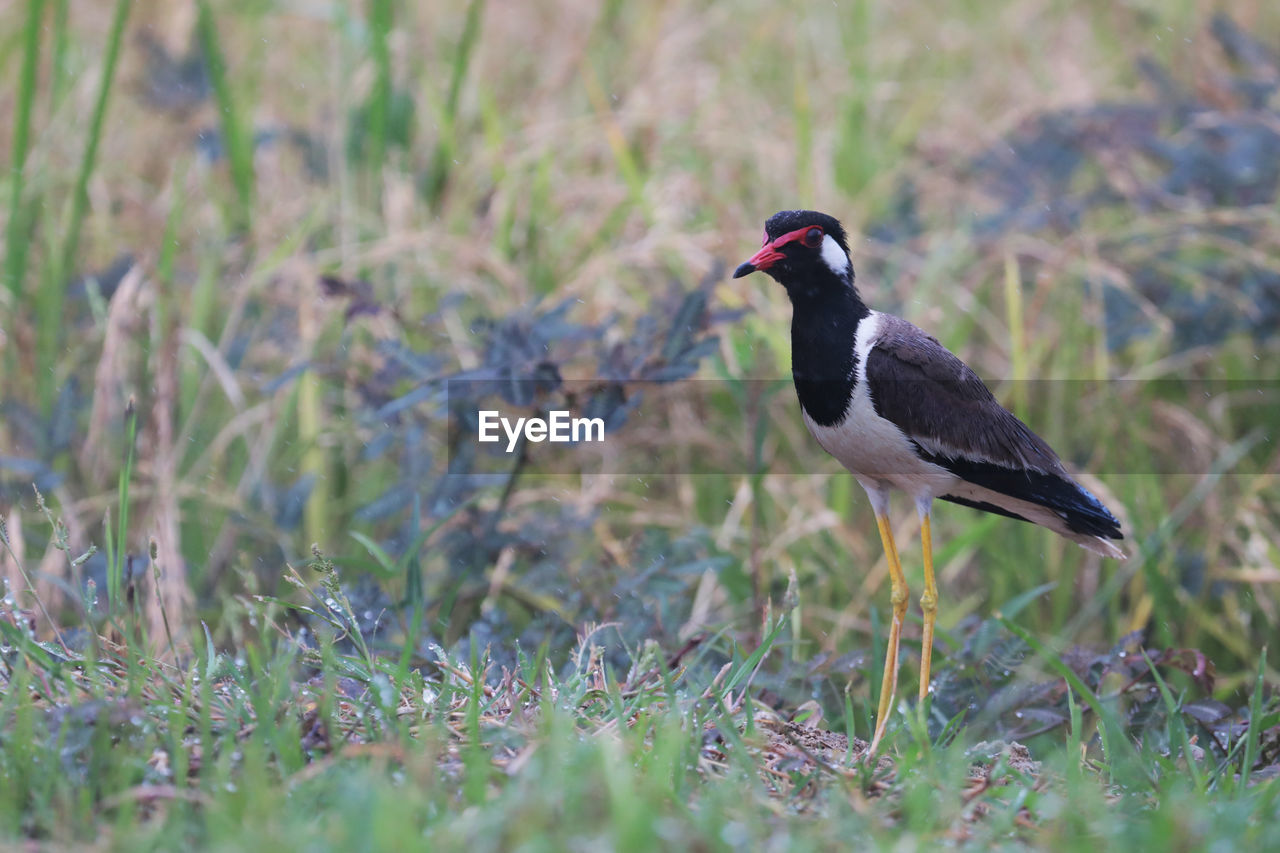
{"left": 732, "top": 240, "right": 785, "bottom": 278}
{"left": 734, "top": 226, "right": 814, "bottom": 278}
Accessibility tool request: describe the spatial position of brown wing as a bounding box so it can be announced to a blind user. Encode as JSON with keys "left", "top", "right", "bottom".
{"left": 864, "top": 314, "right": 1064, "bottom": 474}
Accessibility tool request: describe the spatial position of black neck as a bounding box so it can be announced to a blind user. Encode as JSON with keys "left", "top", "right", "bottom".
{"left": 787, "top": 281, "right": 869, "bottom": 427}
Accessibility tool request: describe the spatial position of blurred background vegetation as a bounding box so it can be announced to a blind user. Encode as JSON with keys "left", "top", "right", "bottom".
{"left": 1, "top": 0, "right": 1278, "bottom": 742}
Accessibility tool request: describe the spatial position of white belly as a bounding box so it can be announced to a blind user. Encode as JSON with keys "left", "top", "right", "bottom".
{"left": 803, "top": 404, "right": 957, "bottom": 501}
{"left": 801, "top": 310, "right": 958, "bottom": 505}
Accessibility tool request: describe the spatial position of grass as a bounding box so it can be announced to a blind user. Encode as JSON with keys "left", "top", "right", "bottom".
{"left": 2, "top": 0, "right": 1279, "bottom": 848}
{"left": 1, "top": 577, "right": 1277, "bottom": 849}
{"left": 195, "top": 0, "right": 254, "bottom": 233}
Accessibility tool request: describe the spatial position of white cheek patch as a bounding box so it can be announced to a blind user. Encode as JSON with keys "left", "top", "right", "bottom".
{"left": 820, "top": 234, "right": 851, "bottom": 279}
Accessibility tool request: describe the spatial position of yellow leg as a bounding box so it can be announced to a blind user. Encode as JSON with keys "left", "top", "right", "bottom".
{"left": 868, "top": 513, "right": 909, "bottom": 758}
{"left": 919, "top": 513, "right": 938, "bottom": 702}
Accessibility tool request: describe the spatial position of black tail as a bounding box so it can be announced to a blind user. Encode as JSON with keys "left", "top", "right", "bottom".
{"left": 929, "top": 454, "right": 1123, "bottom": 541}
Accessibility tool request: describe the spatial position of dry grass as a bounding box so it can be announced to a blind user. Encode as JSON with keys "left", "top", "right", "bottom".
{"left": 0, "top": 0, "right": 1276, "bottom": 670}
{"left": 1, "top": 2, "right": 1280, "bottom": 844}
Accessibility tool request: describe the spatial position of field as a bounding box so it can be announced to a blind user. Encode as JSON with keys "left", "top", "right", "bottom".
{"left": 2, "top": 0, "right": 1279, "bottom": 848}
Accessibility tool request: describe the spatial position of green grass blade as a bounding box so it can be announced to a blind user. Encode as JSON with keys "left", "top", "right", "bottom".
{"left": 3, "top": 0, "right": 44, "bottom": 314}
{"left": 34, "top": 0, "right": 129, "bottom": 414}
{"left": 106, "top": 400, "right": 138, "bottom": 615}
{"left": 49, "top": 0, "right": 69, "bottom": 105}
{"left": 424, "top": 0, "right": 484, "bottom": 206}
{"left": 995, "top": 581, "right": 1058, "bottom": 622}
{"left": 1237, "top": 646, "right": 1267, "bottom": 794}
{"left": 445, "top": 0, "right": 484, "bottom": 127}
{"left": 349, "top": 531, "right": 397, "bottom": 574}
{"left": 196, "top": 0, "right": 254, "bottom": 231}
{"left": 365, "top": 0, "right": 394, "bottom": 180}
{"left": 721, "top": 616, "right": 787, "bottom": 695}
{"left": 55, "top": 0, "right": 128, "bottom": 278}
{"left": 1142, "top": 649, "right": 1205, "bottom": 792}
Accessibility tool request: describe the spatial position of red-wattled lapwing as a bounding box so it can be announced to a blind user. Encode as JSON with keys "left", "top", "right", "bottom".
{"left": 734, "top": 209, "right": 1126, "bottom": 756}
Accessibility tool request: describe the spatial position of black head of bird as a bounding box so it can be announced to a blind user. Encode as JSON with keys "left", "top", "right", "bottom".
{"left": 732, "top": 209, "right": 854, "bottom": 295}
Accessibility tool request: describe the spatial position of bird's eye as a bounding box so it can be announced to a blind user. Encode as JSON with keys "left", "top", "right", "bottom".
{"left": 802, "top": 227, "right": 823, "bottom": 248}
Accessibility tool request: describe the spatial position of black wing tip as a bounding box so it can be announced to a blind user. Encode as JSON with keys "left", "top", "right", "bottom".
{"left": 931, "top": 453, "right": 1124, "bottom": 540}
{"left": 942, "top": 489, "right": 1124, "bottom": 541}
{"left": 1068, "top": 511, "right": 1124, "bottom": 541}
{"left": 1063, "top": 482, "right": 1124, "bottom": 540}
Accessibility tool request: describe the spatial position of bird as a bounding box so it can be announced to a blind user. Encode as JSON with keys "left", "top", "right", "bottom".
{"left": 733, "top": 209, "right": 1126, "bottom": 756}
